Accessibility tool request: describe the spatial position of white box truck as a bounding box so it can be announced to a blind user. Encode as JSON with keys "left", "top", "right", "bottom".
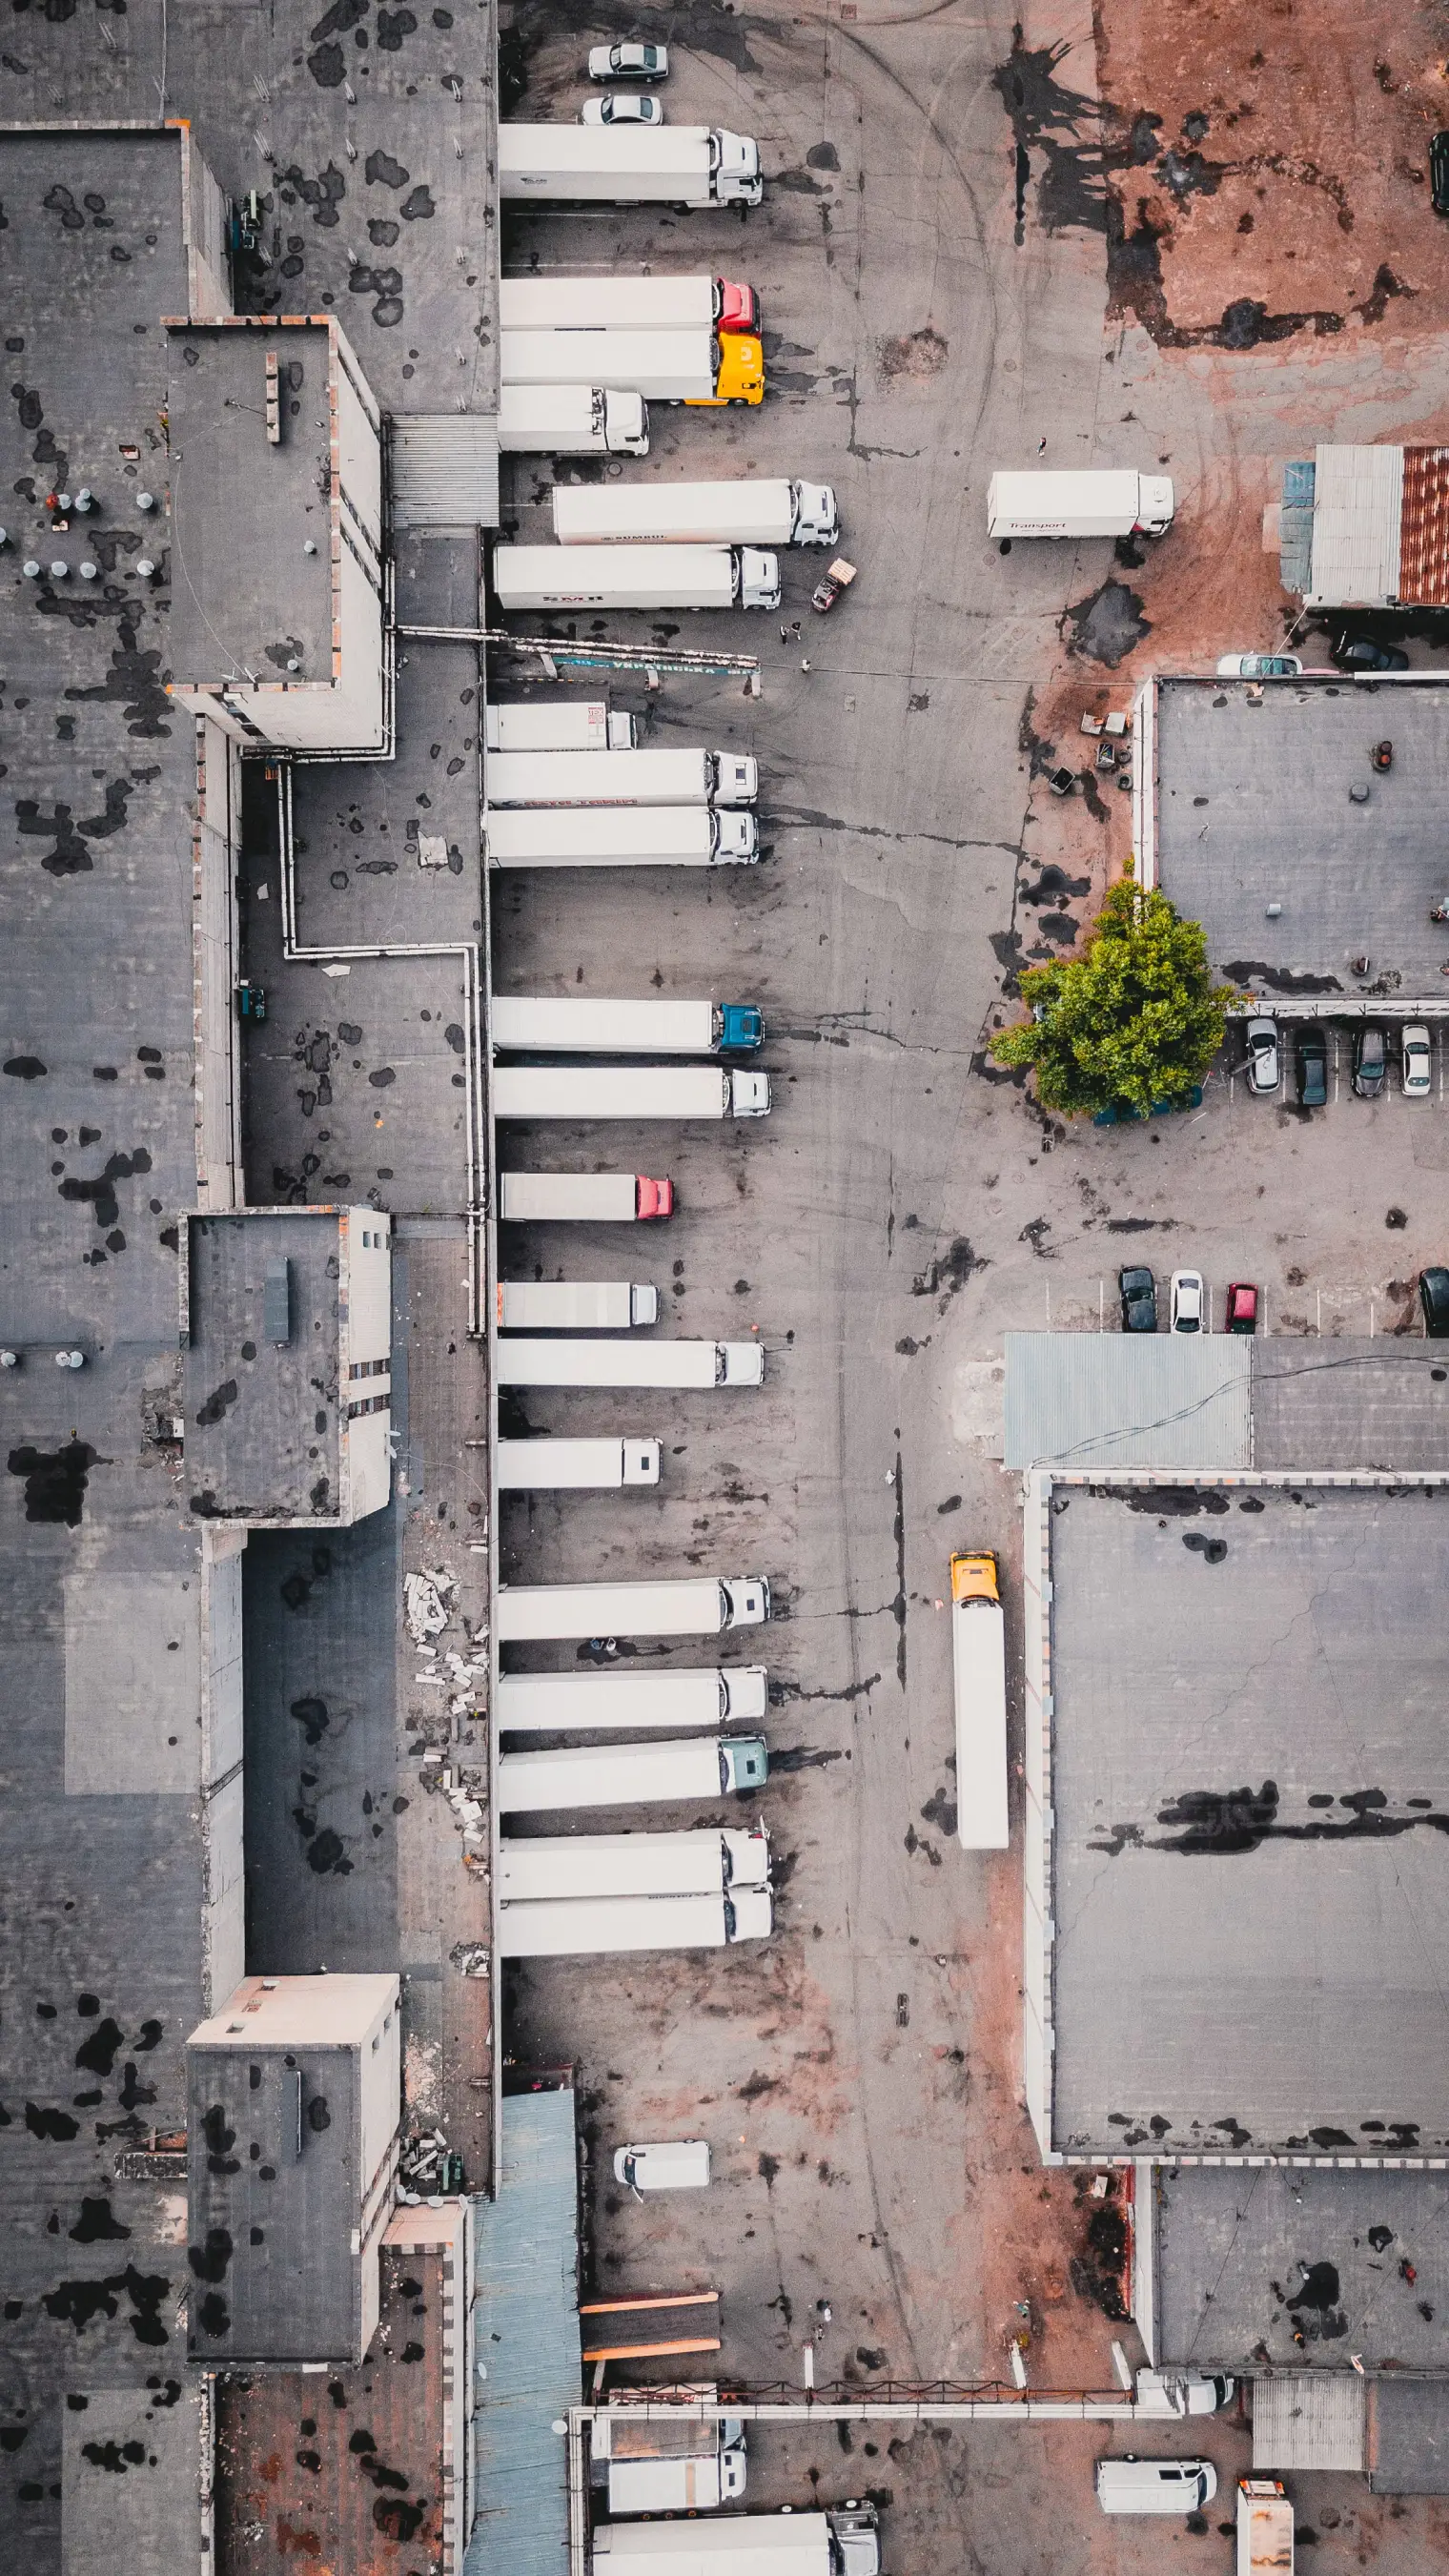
{"left": 497, "top": 1172, "right": 674, "bottom": 1222}
{"left": 591, "top": 2506, "right": 881, "bottom": 2574}
{"left": 596, "top": 2404, "right": 747, "bottom": 2515}
{"left": 492, "top": 999, "right": 763, "bottom": 1056}
{"left": 492, "top": 1065, "right": 771, "bottom": 1122}
{"left": 497, "top": 1279, "right": 659, "bottom": 1327}
{"left": 555, "top": 479, "right": 838, "bottom": 549}
{"left": 496, "top": 1339, "right": 765, "bottom": 1388}
{"left": 986, "top": 468, "right": 1174, "bottom": 540}
{"left": 484, "top": 746, "right": 758, "bottom": 808}
{"left": 498, "top": 1438, "right": 662, "bottom": 1490}
{"left": 500, "top": 276, "right": 757, "bottom": 335}
{"left": 498, "top": 383, "right": 650, "bottom": 456}
{"left": 485, "top": 807, "right": 759, "bottom": 869}
{"left": 500, "top": 328, "right": 762, "bottom": 407}
{"left": 485, "top": 701, "right": 637, "bottom": 753}
{"left": 1237, "top": 2482, "right": 1294, "bottom": 2576}
{"left": 493, "top": 544, "right": 780, "bottom": 614}
{"left": 498, "top": 1823, "right": 769, "bottom": 1903}
{"left": 498, "top": 1733, "right": 768, "bottom": 1811}
{"left": 498, "top": 125, "right": 763, "bottom": 210}
{"left": 496, "top": 1666, "right": 769, "bottom": 1730}
{"left": 497, "top": 1574, "right": 769, "bottom": 1642}
{"left": 497, "top": 1883, "right": 772, "bottom": 1956}
{"left": 949, "top": 1552, "right": 1009, "bottom": 1851}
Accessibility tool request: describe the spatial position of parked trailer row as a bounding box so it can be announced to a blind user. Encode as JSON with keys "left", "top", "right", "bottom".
{"left": 483, "top": 746, "right": 759, "bottom": 808}
{"left": 498, "top": 1824, "right": 769, "bottom": 1902}
{"left": 491, "top": 998, "right": 763, "bottom": 1056}
{"left": 555, "top": 477, "right": 838, "bottom": 549}
{"left": 491, "top": 1065, "right": 771, "bottom": 1121}
{"left": 493, "top": 544, "right": 781, "bottom": 613}
{"left": 496, "top": 1666, "right": 768, "bottom": 1729}
{"left": 495, "top": 1338, "right": 764, "bottom": 1387}
{"left": 485, "top": 701, "right": 637, "bottom": 754}
{"left": 501, "top": 327, "right": 763, "bottom": 407}
{"left": 497, "top": 1884, "right": 772, "bottom": 1956}
{"left": 485, "top": 807, "right": 759, "bottom": 869}
{"left": 496, "top": 1733, "right": 768, "bottom": 1810}
{"left": 497, "top": 1172, "right": 674, "bottom": 1221}
{"left": 500, "top": 274, "right": 759, "bottom": 335}
{"left": 497, "top": 1437, "right": 662, "bottom": 1489}
{"left": 496, "top": 1575, "right": 769, "bottom": 1642}
{"left": 498, "top": 382, "right": 650, "bottom": 456}
{"left": 499, "top": 125, "right": 763, "bottom": 210}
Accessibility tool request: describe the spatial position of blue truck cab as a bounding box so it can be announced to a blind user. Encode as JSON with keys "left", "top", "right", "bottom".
{"left": 720, "top": 1003, "right": 764, "bottom": 1051}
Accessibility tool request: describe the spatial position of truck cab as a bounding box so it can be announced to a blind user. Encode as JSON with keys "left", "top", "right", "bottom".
{"left": 719, "top": 1004, "right": 764, "bottom": 1051}
{"left": 722, "top": 1576, "right": 769, "bottom": 1625}
{"left": 706, "top": 332, "right": 765, "bottom": 405}
{"left": 711, "top": 129, "right": 763, "bottom": 205}
{"left": 722, "top": 1735, "right": 769, "bottom": 1789}
{"left": 793, "top": 480, "right": 841, "bottom": 544}
{"left": 716, "top": 277, "right": 759, "bottom": 332}
{"left": 950, "top": 1550, "right": 1000, "bottom": 1607}
{"left": 727, "top": 1070, "right": 771, "bottom": 1117}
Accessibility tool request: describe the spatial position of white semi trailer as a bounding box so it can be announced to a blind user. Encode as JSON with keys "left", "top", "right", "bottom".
{"left": 496, "top": 1884, "right": 772, "bottom": 1957}
{"left": 950, "top": 1551, "right": 1009, "bottom": 1850}
{"left": 986, "top": 468, "right": 1175, "bottom": 540}
{"left": 591, "top": 2508, "right": 881, "bottom": 2574}
{"left": 496, "top": 1666, "right": 768, "bottom": 1730}
{"left": 498, "top": 126, "right": 763, "bottom": 210}
{"left": 483, "top": 746, "right": 758, "bottom": 808}
{"left": 497, "top": 1280, "right": 659, "bottom": 1327}
{"left": 497, "top": 384, "right": 650, "bottom": 456}
{"left": 493, "top": 544, "right": 780, "bottom": 613}
{"left": 497, "top": 1172, "right": 674, "bottom": 1222}
{"left": 485, "top": 701, "right": 637, "bottom": 753}
{"left": 496, "top": 1734, "right": 768, "bottom": 1811}
{"left": 497, "top": 1438, "right": 662, "bottom": 1490}
{"left": 498, "top": 1823, "right": 769, "bottom": 1902}
{"left": 500, "top": 328, "right": 761, "bottom": 406}
{"left": 496, "top": 1574, "right": 769, "bottom": 1642}
{"left": 492, "top": 1066, "right": 771, "bottom": 1121}
{"left": 495, "top": 1339, "right": 765, "bottom": 1388}
{"left": 491, "top": 999, "right": 763, "bottom": 1056}
{"left": 499, "top": 276, "right": 757, "bottom": 334}
{"left": 485, "top": 807, "right": 759, "bottom": 869}
{"left": 555, "top": 478, "right": 839, "bottom": 548}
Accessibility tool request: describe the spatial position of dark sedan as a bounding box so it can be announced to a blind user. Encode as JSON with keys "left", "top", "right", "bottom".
{"left": 1421, "top": 1269, "right": 1449, "bottom": 1337}
{"left": 1335, "top": 636, "right": 1410, "bottom": 672}
{"left": 1354, "top": 1026, "right": 1388, "bottom": 1098}
{"left": 1296, "top": 1030, "right": 1328, "bottom": 1108}
{"left": 1119, "top": 1265, "right": 1157, "bottom": 1333}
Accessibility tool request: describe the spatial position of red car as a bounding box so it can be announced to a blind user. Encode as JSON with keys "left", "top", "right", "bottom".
{"left": 1225, "top": 1281, "right": 1258, "bottom": 1335}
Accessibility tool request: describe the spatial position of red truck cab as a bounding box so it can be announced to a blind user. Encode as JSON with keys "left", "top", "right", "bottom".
{"left": 637, "top": 1175, "right": 674, "bottom": 1218}
{"left": 716, "top": 277, "right": 759, "bottom": 333}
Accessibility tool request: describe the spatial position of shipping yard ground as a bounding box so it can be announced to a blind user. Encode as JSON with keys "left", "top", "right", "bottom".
{"left": 497, "top": 0, "right": 1449, "bottom": 2566}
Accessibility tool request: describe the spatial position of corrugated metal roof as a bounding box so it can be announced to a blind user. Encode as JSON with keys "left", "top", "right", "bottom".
{"left": 392, "top": 415, "right": 500, "bottom": 529}
{"left": 1254, "top": 2371, "right": 1365, "bottom": 2470}
{"left": 1003, "top": 1334, "right": 1251, "bottom": 1470}
{"left": 1305, "top": 442, "right": 1403, "bottom": 607}
{"left": 1398, "top": 447, "right": 1449, "bottom": 603}
{"left": 466, "top": 2088, "right": 580, "bottom": 2576}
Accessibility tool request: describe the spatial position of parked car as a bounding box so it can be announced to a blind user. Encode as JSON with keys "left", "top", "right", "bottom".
{"left": 1215, "top": 653, "right": 1303, "bottom": 680}
{"left": 1245, "top": 1016, "right": 1280, "bottom": 1094}
{"left": 1170, "top": 1269, "right": 1204, "bottom": 1334}
{"left": 1353, "top": 1025, "right": 1388, "bottom": 1098}
{"left": 1296, "top": 1028, "right": 1328, "bottom": 1107}
{"left": 1403, "top": 1023, "right": 1432, "bottom": 1097}
{"left": 1335, "top": 635, "right": 1410, "bottom": 671}
{"left": 1421, "top": 1268, "right": 1449, "bottom": 1337}
{"left": 1118, "top": 1265, "right": 1157, "bottom": 1333}
{"left": 1225, "top": 1281, "right": 1258, "bottom": 1335}
{"left": 1092, "top": 1086, "right": 1204, "bottom": 1126}
{"left": 1431, "top": 129, "right": 1449, "bottom": 215}
{"left": 1096, "top": 2458, "right": 1217, "bottom": 2516}
{"left": 1134, "top": 2368, "right": 1236, "bottom": 2417}
{"left": 588, "top": 39, "right": 668, "bottom": 78}
{"left": 580, "top": 91, "right": 664, "bottom": 123}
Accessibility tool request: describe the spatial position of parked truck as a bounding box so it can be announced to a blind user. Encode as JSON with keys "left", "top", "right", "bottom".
{"left": 493, "top": 544, "right": 781, "bottom": 614}
{"left": 497, "top": 1438, "right": 662, "bottom": 1490}
{"left": 498, "top": 383, "right": 650, "bottom": 456}
{"left": 485, "top": 806, "right": 759, "bottom": 869}
{"left": 986, "top": 468, "right": 1175, "bottom": 540}
{"left": 555, "top": 478, "right": 838, "bottom": 549}
{"left": 498, "top": 1823, "right": 769, "bottom": 1903}
{"left": 950, "top": 1551, "right": 1009, "bottom": 1850}
{"left": 496, "top": 1339, "right": 765, "bottom": 1388}
{"left": 491, "top": 1066, "right": 771, "bottom": 1121}
{"left": 492, "top": 999, "right": 763, "bottom": 1056}
{"left": 594, "top": 2403, "right": 747, "bottom": 2516}
{"left": 484, "top": 746, "right": 759, "bottom": 809}
{"left": 500, "top": 275, "right": 758, "bottom": 334}
{"left": 497, "top": 1279, "right": 659, "bottom": 1327}
{"left": 485, "top": 701, "right": 637, "bottom": 753}
{"left": 496, "top": 1883, "right": 772, "bottom": 1957}
{"left": 496, "top": 1666, "right": 769, "bottom": 1730}
{"left": 498, "top": 125, "right": 764, "bottom": 211}
{"left": 501, "top": 327, "right": 763, "bottom": 407}
{"left": 497, "top": 1171, "right": 674, "bottom": 1222}
{"left": 1237, "top": 2483, "right": 1294, "bottom": 2576}
{"left": 591, "top": 2505, "right": 881, "bottom": 2574}
{"left": 496, "top": 1574, "right": 770, "bottom": 1642}
{"left": 497, "top": 1733, "right": 768, "bottom": 1810}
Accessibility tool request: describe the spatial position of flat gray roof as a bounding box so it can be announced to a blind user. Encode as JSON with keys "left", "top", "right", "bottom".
{"left": 187, "top": 2033, "right": 366, "bottom": 2362}
{"left": 185, "top": 1211, "right": 345, "bottom": 1521}
{"left": 167, "top": 323, "right": 336, "bottom": 685}
{"left": 1006, "top": 1336, "right": 1449, "bottom": 1473}
{"left": 1372, "top": 2381, "right": 1449, "bottom": 2492}
{"left": 1154, "top": 677, "right": 1449, "bottom": 1006}
{"left": 1155, "top": 2165, "right": 1449, "bottom": 2374}
{"left": 1047, "top": 1476, "right": 1449, "bottom": 2157}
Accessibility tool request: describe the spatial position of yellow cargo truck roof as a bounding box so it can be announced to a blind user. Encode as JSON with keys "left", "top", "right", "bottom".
{"left": 950, "top": 1551, "right": 1000, "bottom": 1605}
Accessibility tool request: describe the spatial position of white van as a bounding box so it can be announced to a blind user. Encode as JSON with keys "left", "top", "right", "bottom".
{"left": 614, "top": 2139, "right": 711, "bottom": 2192}
{"left": 1096, "top": 2457, "right": 1216, "bottom": 2515}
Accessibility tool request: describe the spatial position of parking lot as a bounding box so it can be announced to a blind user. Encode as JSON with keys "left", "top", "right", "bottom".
{"left": 491, "top": 2, "right": 1449, "bottom": 2568}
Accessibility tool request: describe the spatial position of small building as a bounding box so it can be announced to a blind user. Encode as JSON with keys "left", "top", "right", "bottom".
{"left": 1276, "top": 444, "right": 1449, "bottom": 609}
{"left": 166, "top": 317, "right": 386, "bottom": 752}
{"left": 184, "top": 1206, "right": 392, "bottom": 1523}
{"left": 187, "top": 1973, "right": 401, "bottom": 2365}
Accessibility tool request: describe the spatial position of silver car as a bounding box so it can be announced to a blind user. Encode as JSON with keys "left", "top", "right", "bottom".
{"left": 580, "top": 92, "right": 664, "bottom": 123}
{"left": 587, "top": 39, "right": 668, "bottom": 78}
{"left": 1403, "top": 1023, "right": 1432, "bottom": 1097}
{"left": 1245, "top": 1015, "right": 1280, "bottom": 1094}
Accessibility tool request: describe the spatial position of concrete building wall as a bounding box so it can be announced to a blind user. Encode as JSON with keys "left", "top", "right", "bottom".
{"left": 194, "top": 717, "right": 241, "bottom": 1207}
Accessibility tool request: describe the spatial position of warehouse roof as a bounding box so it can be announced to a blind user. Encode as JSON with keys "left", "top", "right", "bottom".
{"left": 1006, "top": 1336, "right": 1449, "bottom": 1473}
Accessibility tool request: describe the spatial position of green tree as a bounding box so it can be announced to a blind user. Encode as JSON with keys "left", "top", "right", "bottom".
{"left": 990, "top": 877, "right": 1236, "bottom": 1118}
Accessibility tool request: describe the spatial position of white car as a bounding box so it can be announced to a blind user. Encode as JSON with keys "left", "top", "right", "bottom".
{"left": 1245, "top": 1014, "right": 1280, "bottom": 1094}
{"left": 1215, "top": 652, "right": 1303, "bottom": 680}
{"left": 1403, "top": 1023, "right": 1432, "bottom": 1097}
{"left": 587, "top": 39, "right": 668, "bottom": 79}
{"left": 580, "top": 91, "right": 664, "bottom": 124}
{"left": 1170, "top": 1269, "right": 1204, "bottom": 1334}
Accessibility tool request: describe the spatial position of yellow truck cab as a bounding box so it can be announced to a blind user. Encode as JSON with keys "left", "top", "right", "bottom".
{"left": 950, "top": 1551, "right": 1000, "bottom": 1608}
{"left": 691, "top": 333, "right": 765, "bottom": 406}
